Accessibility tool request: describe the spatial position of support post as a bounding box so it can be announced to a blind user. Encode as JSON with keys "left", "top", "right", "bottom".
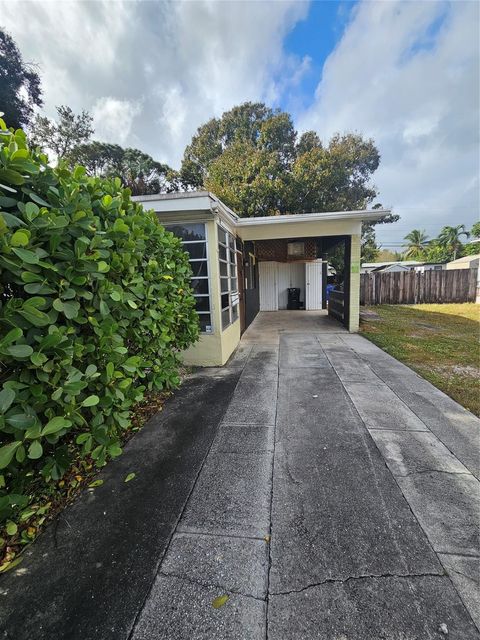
{"left": 348, "top": 234, "right": 361, "bottom": 332}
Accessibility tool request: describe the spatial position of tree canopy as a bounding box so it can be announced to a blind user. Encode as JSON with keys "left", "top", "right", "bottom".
{"left": 0, "top": 29, "right": 42, "bottom": 129}
{"left": 181, "top": 102, "right": 381, "bottom": 217}
{"left": 402, "top": 223, "right": 477, "bottom": 262}
{"left": 68, "top": 142, "right": 179, "bottom": 196}
{"left": 31, "top": 105, "right": 94, "bottom": 159}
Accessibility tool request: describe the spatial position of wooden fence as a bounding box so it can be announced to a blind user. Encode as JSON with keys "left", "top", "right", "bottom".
{"left": 360, "top": 268, "right": 478, "bottom": 305}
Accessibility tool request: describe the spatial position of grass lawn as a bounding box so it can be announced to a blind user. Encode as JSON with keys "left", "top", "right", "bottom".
{"left": 360, "top": 303, "right": 480, "bottom": 416}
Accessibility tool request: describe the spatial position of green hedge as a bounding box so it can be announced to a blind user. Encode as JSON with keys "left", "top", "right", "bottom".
{"left": 0, "top": 121, "right": 199, "bottom": 521}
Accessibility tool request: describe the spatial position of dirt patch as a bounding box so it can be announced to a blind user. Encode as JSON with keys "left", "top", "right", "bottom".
{"left": 433, "top": 364, "right": 480, "bottom": 379}
{"left": 360, "top": 309, "right": 383, "bottom": 322}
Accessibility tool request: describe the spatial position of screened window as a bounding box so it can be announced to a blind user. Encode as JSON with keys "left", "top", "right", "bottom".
{"left": 218, "top": 225, "right": 239, "bottom": 330}
{"left": 164, "top": 223, "right": 212, "bottom": 333}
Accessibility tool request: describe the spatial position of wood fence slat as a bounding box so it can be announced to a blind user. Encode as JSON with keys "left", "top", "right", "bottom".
{"left": 360, "top": 268, "right": 477, "bottom": 305}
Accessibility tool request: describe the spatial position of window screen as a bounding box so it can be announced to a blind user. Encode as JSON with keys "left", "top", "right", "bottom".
{"left": 218, "top": 225, "right": 239, "bottom": 330}
{"left": 164, "top": 223, "right": 212, "bottom": 333}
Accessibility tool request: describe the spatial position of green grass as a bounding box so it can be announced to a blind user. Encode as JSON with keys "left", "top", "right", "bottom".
{"left": 360, "top": 303, "right": 480, "bottom": 416}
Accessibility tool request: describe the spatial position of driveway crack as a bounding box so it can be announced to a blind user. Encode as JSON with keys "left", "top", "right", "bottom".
{"left": 270, "top": 570, "right": 446, "bottom": 596}
{"left": 158, "top": 569, "right": 266, "bottom": 602}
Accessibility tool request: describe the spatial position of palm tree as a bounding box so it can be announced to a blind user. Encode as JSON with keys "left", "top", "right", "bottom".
{"left": 437, "top": 225, "right": 470, "bottom": 260}
{"left": 403, "top": 229, "right": 429, "bottom": 259}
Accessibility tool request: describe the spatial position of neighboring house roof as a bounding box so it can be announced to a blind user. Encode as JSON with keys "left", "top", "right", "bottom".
{"left": 446, "top": 254, "right": 480, "bottom": 270}
{"left": 369, "top": 264, "right": 410, "bottom": 272}
{"left": 447, "top": 254, "right": 480, "bottom": 266}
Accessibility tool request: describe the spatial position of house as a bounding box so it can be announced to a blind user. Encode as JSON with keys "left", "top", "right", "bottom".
{"left": 134, "top": 192, "right": 389, "bottom": 366}
{"left": 446, "top": 254, "right": 480, "bottom": 270}
{"left": 361, "top": 261, "right": 445, "bottom": 274}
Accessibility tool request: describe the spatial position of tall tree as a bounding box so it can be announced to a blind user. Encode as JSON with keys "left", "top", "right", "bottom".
{"left": 403, "top": 229, "right": 429, "bottom": 259}
{"left": 180, "top": 102, "right": 295, "bottom": 188}
{"left": 68, "top": 141, "right": 179, "bottom": 196}
{"left": 0, "top": 28, "right": 42, "bottom": 129}
{"left": 437, "top": 224, "right": 469, "bottom": 260}
{"left": 30, "top": 105, "right": 94, "bottom": 158}
{"left": 296, "top": 130, "right": 322, "bottom": 156}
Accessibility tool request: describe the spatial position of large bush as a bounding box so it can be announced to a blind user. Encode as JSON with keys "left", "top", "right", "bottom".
{"left": 0, "top": 121, "right": 199, "bottom": 520}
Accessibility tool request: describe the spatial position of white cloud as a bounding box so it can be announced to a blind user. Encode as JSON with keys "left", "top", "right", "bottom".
{"left": 299, "top": 0, "right": 480, "bottom": 246}
{"left": 1, "top": 0, "right": 309, "bottom": 166}
{"left": 92, "top": 97, "right": 142, "bottom": 146}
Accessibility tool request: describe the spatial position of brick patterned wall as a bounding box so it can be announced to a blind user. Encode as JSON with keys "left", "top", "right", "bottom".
{"left": 255, "top": 238, "right": 317, "bottom": 262}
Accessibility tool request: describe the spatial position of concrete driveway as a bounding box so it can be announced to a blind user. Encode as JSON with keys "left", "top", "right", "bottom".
{"left": 1, "top": 312, "right": 479, "bottom": 639}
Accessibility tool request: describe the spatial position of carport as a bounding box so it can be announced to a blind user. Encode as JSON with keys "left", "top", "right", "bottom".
{"left": 134, "top": 191, "right": 389, "bottom": 366}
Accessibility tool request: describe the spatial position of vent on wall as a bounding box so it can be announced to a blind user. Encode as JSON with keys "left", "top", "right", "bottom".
{"left": 287, "top": 242, "right": 305, "bottom": 257}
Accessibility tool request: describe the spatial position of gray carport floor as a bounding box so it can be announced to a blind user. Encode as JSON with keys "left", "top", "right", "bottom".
{"left": 133, "top": 312, "right": 480, "bottom": 639}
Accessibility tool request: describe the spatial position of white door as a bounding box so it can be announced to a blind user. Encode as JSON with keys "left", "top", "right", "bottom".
{"left": 259, "top": 262, "right": 278, "bottom": 311}
{"left": 277, "top": 263, "right": 290, "bottom": 310}
{"left": 305, "top": 261, "right": 323, "bottom": 310}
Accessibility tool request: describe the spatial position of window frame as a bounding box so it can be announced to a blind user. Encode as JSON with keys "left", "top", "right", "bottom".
{"left": 164, "top": 222, "right": 213, "bottom": 334}
{"left": 218, "top": 224, "right": 239, "bottom": 331}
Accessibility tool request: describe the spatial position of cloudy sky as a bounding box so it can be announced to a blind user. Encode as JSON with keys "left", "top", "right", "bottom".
{"left": 2, "top": 0, "right": 478, "bottom": 248}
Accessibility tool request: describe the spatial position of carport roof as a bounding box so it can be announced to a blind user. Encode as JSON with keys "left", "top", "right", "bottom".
{"left": 133, "top": 191, "right": 390, "bottom": 227}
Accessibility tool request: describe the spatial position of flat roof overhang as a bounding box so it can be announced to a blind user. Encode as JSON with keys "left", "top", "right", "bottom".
{"left": 132, "top": 191, "right": 390, "bottom": 240}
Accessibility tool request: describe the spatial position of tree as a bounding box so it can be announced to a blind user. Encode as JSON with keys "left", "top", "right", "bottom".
{"left": 205, "top": 140, "right": 290, "bottom": 217}
{"left": 403, "top": 229, "right": 429, "bottom": 259}
{"left": 463, "top": 221, "right": 480, "bottom": 256}
{"left": 30, "top": 105, "right": 94, "bottom": 158}
{"left": 437, "top": 224, "right": 469, "bottom": 260}
{"left": 0, "top": 29, "right": 42, "bottom": 129}
{"left": 290, "top": 134, "right": 380, "bottom": 213}
{"left": 68, "top": 141, "right": 179, "bottom": 196}
{"left": 296, "top": 130, "right": 322, "bottom": 156}
{"left": 180, "top": 102, "right": 296, "bottom": 188}
{"left": 470, "top": 221, "right": 480, "bottom": 239}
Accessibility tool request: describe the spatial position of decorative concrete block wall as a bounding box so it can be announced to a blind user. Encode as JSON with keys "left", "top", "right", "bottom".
{"left": 255, "top": 238, "right": 317, "bottom": 262}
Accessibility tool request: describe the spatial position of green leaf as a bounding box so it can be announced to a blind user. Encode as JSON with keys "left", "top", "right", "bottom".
{"left": 10, "top": 230, "right": 29, "bottom": 247}
{"left": 1, "top": 211, "right": 25, "bottom": 227}
{"left": 30, "top": 351, "right": 47, "bottom": 366}
{"left": 110, "top": 291, "right": 121, "bottom": 302}
{"left": 6, "top": 344, "right": 33, "bottom": 358}
{"left": 0, "top": 441, "right": 21, "bottom": 469}
{"left": 212, "top": 595, "right": 229, "bottom": 609}
{"left": 41, "top": 417, "right": 72, "bottom": 436}
{"left": 27, "top": 440, "right": 43, "bottom": 460}
{"left": 124, "top": 472, "right": 135, "bottom": 483}
{"left": 11, "top": 247, "right": 39, "bottom": 264}
{"left": 6, "top": 413, "right": 36, "bottom": 429}
{"left": 81, "top": 395, "right": 99, "bottom": 407}
{"left": 97, "top": 261, "right": 109, "bottom": 273}
{"left": 0, "top": 327, "right": 22, "bottom": 347}
{"left": 24, "top": 202, "right": 40, "bottom": 221}
{"left": 88, "top": 479, "right": 104, "bottom": 488}
{"left": 0, "top": 387, "right": 15, "bottom": 412}
{"left": 5, "top": 521, "right": 17, "bottom": 536}
{"left": 63, "top": 301, "right": 80, "bottom": 319}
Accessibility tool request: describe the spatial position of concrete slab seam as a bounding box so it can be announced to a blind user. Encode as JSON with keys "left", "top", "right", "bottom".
{"left": 265, "top": 340, "right": 281, "bottom": 640}
{"left": 363, "top": 358, "right": 478, "bottom": 475}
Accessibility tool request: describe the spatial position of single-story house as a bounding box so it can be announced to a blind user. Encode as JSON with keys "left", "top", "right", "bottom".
{"left": 134, "top": 191, "right": 389, "bottom": 366}
{"left": 446, "top": 254, "right": 480, "bottom": 270}
{"left": 361, "top": 261, "right": 445, "bottom": 274}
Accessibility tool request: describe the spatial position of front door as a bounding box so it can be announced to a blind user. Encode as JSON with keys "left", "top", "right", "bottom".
{"left": 305, "top": 261, "right": 323, "bottom": 310}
